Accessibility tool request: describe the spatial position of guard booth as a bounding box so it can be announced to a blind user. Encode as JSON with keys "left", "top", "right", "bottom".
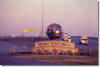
{"left": 62, "top": 33, "right": 71, "bottom": 42}
{"left": 80, "top": 36, "right": 88, "bottom": 45}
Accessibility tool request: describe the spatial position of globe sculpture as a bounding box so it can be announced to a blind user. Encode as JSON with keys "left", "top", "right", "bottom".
{"left": 46, "top": 23, "right": 63, "bottom": 39}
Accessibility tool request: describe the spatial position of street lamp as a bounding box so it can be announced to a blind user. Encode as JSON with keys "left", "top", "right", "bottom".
{"left": 41, "top": 0, "right": 44, "bottom": 37}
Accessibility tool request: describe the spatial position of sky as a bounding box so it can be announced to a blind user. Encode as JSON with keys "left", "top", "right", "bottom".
{"left": 0, "top": 0, "right": 98, "bottom": 37}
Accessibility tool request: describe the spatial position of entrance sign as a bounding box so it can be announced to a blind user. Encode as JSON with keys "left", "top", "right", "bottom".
{"left": 35, "top": 40, "right": 75, "bottom": 48}
{"left": 32, "top": 40, "right": 78, "bottom": 55}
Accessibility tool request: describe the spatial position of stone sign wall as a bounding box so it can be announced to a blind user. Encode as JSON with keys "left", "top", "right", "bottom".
{"left": 32, "top": 40, "right": 78, "bottom": 55}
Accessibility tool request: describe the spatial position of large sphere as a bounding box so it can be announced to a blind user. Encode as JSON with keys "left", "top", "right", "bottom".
{"left": 46, "top": 23, "right": 63, "bottom": 39}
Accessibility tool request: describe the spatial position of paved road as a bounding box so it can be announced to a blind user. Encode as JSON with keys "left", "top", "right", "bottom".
{"left": 0, "top": 54, "right": 59, "bottom": 65}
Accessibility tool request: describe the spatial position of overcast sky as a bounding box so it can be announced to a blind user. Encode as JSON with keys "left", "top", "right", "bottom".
{"left": 0, "top": 0, "right": 98, "bottom": 37}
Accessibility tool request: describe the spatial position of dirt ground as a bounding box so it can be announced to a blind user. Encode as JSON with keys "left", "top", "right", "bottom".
{"left": 13, "top": 55, "right": 98, "bottom": 65}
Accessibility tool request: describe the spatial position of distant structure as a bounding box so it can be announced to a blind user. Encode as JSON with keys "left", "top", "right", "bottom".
{"left": 46, "top": 23, "right": 63, "bottom": 39}
{"left": 0, "top": 34, "right": 5, "bottom": 38}
{"left": 21, "top": 34, "right": 25, "bottom": 38}
{"left": 11, "top": 35, "right": 16, "bottom": 38}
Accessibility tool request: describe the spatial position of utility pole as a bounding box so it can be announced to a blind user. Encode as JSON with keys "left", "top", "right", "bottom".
{"left": 41, "top": 0, "right": 44, "bottom": 37}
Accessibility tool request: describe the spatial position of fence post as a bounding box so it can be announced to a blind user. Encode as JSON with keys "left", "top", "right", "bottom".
{"left": 9, "top": 48, "right": 11, "bottom": 55}
{"left": 90, "top": 48, "right": 91, "bottom": 56}
{"left": 14, "top": 48, "right": 15, "bottom": 55}
{"left": 9, "top": 48, "right": 16, "bottom": 55}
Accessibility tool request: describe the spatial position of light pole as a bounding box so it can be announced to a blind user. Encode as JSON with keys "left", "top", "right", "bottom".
{"left": 41, "top": 0, "right": 44, "bottom": 37}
